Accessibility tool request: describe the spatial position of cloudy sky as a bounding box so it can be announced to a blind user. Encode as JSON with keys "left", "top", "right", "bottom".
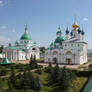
{"left": 0, "top": 0, "right": 92, "bottom": 48}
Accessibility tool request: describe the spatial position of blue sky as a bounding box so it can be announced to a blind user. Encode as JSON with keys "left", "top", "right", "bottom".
{"left": 0, "top": 0, "right": 92, "bottom": 48}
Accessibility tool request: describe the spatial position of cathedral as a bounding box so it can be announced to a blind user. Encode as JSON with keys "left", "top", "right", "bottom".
{"left": 45, "top": 20, "right": 88, "bottom": 65}
{"left": 3, "top": 25, "right": 40, "bottom": 62}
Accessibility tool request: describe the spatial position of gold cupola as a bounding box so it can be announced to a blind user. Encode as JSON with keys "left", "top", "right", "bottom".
{"left": 72, "top": 18, "right": 79, "bottom": 30}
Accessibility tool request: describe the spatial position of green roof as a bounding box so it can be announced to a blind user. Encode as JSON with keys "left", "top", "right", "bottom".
{"left": 7, "top": 46, "right": 20, "bottom": 50}
{"left": 56, "top": 31, "right": 61, "bottom": 34}
{"left": 33, "top": 42, "right": 37, "bottom": 45}
{"left": 20, "top": 33, "right": 32, "bottom": 40}
{"left": 54, "top": 36, "right": 64, "bottom": 43}
{"left": 50, "top": 42, "right": 54, "bottom": 46}
{"left": 56, "top": 26, "right": 62, "bottom": 34}
{"left": 15, "top": 41, "right": 18, "bottom": 45}
{"left": 0, "top": 57, "right": 12, "bottom": 65}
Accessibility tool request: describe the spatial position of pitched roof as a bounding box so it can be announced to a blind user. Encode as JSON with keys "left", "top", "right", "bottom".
{"left": 0, "top": 57, "right": 12, "bottom": 64}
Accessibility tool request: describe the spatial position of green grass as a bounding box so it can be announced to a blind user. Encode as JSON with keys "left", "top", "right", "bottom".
{"left": 0, "top": 78, "right": 8, "bottom": 92}
{"left": 72, "top": 77, "right": 88, "bottom": 92}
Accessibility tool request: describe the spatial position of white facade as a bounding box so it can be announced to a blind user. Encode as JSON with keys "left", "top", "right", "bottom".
{"left": 3, "top": 25, "right": 40, "bottom": 62}
{"left": 45, "top": 20, "right": 88, "bottom": 65}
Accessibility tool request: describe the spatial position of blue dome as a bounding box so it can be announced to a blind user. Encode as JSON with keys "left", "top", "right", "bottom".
{"left": 66, "top": 28, "right": 69, "bottom": 34}
{"left": 81, "top": 30, "right": 85, "bottom": 35}
{"left": 78, "top": 27, "right": 81, "bottom": 34}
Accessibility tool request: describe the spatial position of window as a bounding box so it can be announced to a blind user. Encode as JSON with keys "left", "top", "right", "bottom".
{"left": 53, "top": 51, "right": 58, "bottom": 55}
{"left": 78, "top": 44, "right": 80, "bottom": 46}
{"left": 71, "top": 44, "right": 73, "bottom": 46}
{"left": 65, "top": 44, "right": 67, "bottom": 46}
{"left": 32, "top": 48, "right": 36, "bottom": 50}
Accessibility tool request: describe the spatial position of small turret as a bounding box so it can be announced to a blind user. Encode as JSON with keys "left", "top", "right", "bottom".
{"left": 81, "top": 30, "right": 85, "bottom": 35}
{"left": 70, "top": 31, "right": 73, "bottom": 37}
{"left": 50, "top": 42, "right": 54, "bottom": 48}
{"left": 78, "top": 27, "right": 82, "bottom": 40}
{"left": 81, "top": 29, "right": 85, "bottom": 40}
{"left": 65, "top": 27, "right": 69, "bottom": 40}
{"left": 56, "top": 25, "right": 62, "bottom": 37}
{"left": 78, "top": 27, "right": 81, "bottom": 34}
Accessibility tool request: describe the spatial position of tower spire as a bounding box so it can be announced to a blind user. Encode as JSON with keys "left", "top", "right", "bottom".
{"left": 25, "top": 24, "right": 28, "bottom": 34}
{"left": 58, "top": 25, "right": 62, "bottom": 33}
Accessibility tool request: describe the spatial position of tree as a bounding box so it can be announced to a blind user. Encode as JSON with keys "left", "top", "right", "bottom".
{"left": 51, "top": 63, "right": 60, "bottom": 83}
{"left": 0, "top": 68, "right": 7, "bottom": 76}
{"left": 8, "top": 79, "right": 13, "bottom": 90}
{"left": 48, "top": 62, "right": 52, "bottom": 67}
{"left": 39, "top": 47, "right": 45, "bottom": 54}
{"left": 0, "top": 45, "right": 4, "bottom": 53}
{"left": 44, "top": 62, "right": 53, "bottom": 73}
{"left": 29, "top": 55, "right": 38, "bottom": 69}
{"left": 58, "top": 67, "right": 76, "bottom": 90}
{"left": 10, "top": 68, "right": 16, "bottom": 87}
{"left": 21, "top": 70, "right": 30, "bottom": 90}
{"left": 35, "top": 76, "right": 42, "bottom": 90}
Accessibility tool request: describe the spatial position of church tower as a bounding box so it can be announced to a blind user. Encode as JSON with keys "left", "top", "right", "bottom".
{"left": 71, "top": 18, "right": 79, "bottom": 38}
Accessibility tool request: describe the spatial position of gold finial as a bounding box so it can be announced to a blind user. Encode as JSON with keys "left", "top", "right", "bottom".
{"left": 72, "top": 17, "right": 79, "bottom": 30}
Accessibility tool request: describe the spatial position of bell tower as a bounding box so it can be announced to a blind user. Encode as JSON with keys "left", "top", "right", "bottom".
{"left": 71, "top": 18, "right": 79, "bottom": 38}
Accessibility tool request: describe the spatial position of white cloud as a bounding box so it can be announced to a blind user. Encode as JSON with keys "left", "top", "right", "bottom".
{"left": 0, "top": 36, "right": 10, "bottom": 45}
{"left": 1, "top": 26, "right": 7, "bottom": 30}
{"left": 0, "top": 0, "right": 3, "bottom": 4}
{"left": 83, "top": 18, "right": 88, "bottom": 22}
{"left": 0, "top": 0, "right": 10, "bottom": 7}
{"left": 9, "top": 29, "right": 16, "bottom": 33}
{"left": 0, "top": 26, "right": 16, "bottom": 33}
{"left": 0, "top": 0, "right": 4, "bottom": 7}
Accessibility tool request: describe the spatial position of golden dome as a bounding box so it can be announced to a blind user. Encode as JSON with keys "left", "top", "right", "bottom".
{"left": 72, "top": 19, "right": 79, "bottom": 30}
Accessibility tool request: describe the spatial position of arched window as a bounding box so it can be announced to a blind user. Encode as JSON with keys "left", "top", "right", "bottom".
{"left": 66, "top": 51, "right": 72, "bottom": 55}
{"left": 53, "top": 51, "right": 58, "bottom": 55}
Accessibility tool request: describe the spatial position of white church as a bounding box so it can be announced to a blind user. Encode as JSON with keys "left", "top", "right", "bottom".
{"left": 3, "top": 25, "right": 40, "bottom": 62}
{"left": 45, "top": 20, "right": 88, "bottom": 65}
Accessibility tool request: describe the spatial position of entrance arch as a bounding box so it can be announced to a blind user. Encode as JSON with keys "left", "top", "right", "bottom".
{"left": 66, "top": 51, "right": 72, "bottom": 65}
{"left": 53, "top": 57, "right": 58, "bottom": 63}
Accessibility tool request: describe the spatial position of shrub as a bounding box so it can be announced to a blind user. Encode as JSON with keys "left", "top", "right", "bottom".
{"left": 35, "top": 69, "right": 42, "bottom": 75}
{"left": 44, "top": 67, "right": 53, "bottom": 73}
{"left": 0, "top": 68, "right": 8, "bottom": 76}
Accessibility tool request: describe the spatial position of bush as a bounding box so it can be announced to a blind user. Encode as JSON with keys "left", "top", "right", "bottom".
{"left": 29, "top": 55, "right": 38, "bottom": 69}
{"left": 44, "top": 67, "right": 53, "bottom": 73}
{"left": 0, "top": 68, "right": 8, "bottom": 76}
{"left": 44, "top": 62, "right": 53, "bottom": 73}
{"left": 35, "top": 69, "right": 42, "bottom": 75}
